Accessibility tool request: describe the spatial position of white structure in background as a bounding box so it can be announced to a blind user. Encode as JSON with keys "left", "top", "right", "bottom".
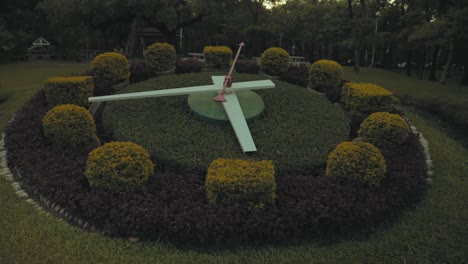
{"left": 27, "top": 37, "right": 51, "bottom": 60}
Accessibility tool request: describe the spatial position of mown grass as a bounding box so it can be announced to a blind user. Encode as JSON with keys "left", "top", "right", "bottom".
{"left": 343, "top": 66, "right": 468, "bottom": 103}
{"left": 0, "top": 63, "right": 467, "bottom": 263}
{"left": 0, "top": 62, "right": 89, "bottom": 132}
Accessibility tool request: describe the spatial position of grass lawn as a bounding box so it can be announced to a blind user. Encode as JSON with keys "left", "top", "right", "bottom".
{"left": 343, "top": 66, "right": 468, "bottom": 103}
{"left": 0, "top": 61, "right": 89, "bottom": 132}
{"left": 1, "top": 62, "right": 467, "bottom": 263}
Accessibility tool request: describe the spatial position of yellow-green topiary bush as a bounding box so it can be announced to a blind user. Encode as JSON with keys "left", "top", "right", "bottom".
{"left": 260, "top": 47, "right": 290, "bottom": 76}
{"left": 358, "top": 112, "right": 410, "bottom": 147}
{"left": 43, "top": 76, "right": 94, "bottom": 107}
{"left": 144, "top": 42, "right": 177, "bottom": 72}
{"left": 341, "top": 82, "right": 395, "bottom": 116}
{"left": 91, "top": 52, "right": 130, "bottom": 82}
{"left": 85, "top": 142, "right": 155, "bottom": 192}
{"left": 203, "top": 46, "right": 233, "bottom": 68}
{"left": 206, "top": 158, "right": 276, "bottom": 208}
{"left": 326, "top": 141, "right": 387, "bottom": 186}
{"left": 42, "top": 104, "right": 96, "bottom": 147}
{"left": 309, "top": 59, "right": 343, "bottom": 88}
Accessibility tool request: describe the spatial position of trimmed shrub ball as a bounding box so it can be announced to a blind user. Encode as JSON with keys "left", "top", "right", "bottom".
{"left": 91, "top": 52, "right": 130, "bottom": 83}
{"left": 206, "top": 158, "right": 276, "bottom": 209}
{"left": 203, "top": 46, "right": 233, "bottom": 69}
{"left": 85, "top": 142, "right": 155, "bottom": 192}
{"left": 309, "top": 59, "right": 343, "bottom": 88}
{"left": 43, "top": 76, "right": 94, "bottom": 107}
{"left": 260, "top": 47, "right": 290, "bottom": 76}
{"left": 326, "top": 141, "right": 387, "bottom": 187}
{"left": 42, "top": 104, "right": 96, "bottom": 147}
{"left": 144, "top": 42, "right": 177, "bottom": 72}
{"left": 358, "top": 112, "right": 410, "bottom": 147}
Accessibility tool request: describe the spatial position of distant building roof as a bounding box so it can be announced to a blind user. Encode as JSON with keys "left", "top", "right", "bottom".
{"left": 32, "top": 37, "right": 50, "bottom": 46}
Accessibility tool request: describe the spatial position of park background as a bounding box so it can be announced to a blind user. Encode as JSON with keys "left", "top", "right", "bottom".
{"left": 1, "top": 0, "right": 468, "bottom": 263}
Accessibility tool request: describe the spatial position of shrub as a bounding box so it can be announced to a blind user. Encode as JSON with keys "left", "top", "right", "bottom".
{"left": 176, "top": 58, "right": 203, "bottom": 74}
{"left": 235, "top": 59, "right": 259, "bottom": 74}
{"left": 91, "top": 52, "right": 130, "bottom": 83}
{"left": 326, "top": 141, "right": 387, "bottom": 187}
{"left": 203, "top": 46, "right": 233, "bottom": 68}
{"left": 309, "top": 59, "right": 343, "bottom": 88}
{"left": 315, "top": 84, "right": 342, "bottom": 103}
{"left": 42, "top": 104, "right": 96, "bottom": 147}
{"left": 358, "top": 112, "right": 410, "bottom": 147}
{"left": 205, "top": 158, "right": 276, "bottom": 208}
{"left": 43, "top": 76, "right": 94, "bottom": 107}
{"left": 93, "top": 78, "right": 115, "bottom": 96}
{"left": 341, "top": 82, "right": 395, "bottom": 116}
{"left": 129, "top": 61, "right": 152, "bottom": 84}
{"left": 260, "top": 47, "right": 290, "bottom": 76}
{"left": 144, "top": 43, "right": 176, "bottom": 72}
{"left": 279, "top": 65, "right": 309, "bottom": 87}
{"left": 85, "top": 142, "right": 155, "bottom": 192}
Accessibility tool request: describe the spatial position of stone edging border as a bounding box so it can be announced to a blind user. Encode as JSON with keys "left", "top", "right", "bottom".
{"left": 0, "top": 129, "right": 99, "bottom": 233}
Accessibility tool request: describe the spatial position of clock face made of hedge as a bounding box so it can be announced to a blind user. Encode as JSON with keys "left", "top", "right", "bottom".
{"left": 88, "top": 76, "right": 275, "bottom": 153}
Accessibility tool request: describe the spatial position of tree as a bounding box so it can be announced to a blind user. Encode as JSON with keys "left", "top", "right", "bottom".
{"left": 39, "top": 0, "right": 219, "bottom": 53}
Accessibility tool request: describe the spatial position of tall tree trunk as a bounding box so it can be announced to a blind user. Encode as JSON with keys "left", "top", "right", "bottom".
{"left": 347, "top": 0, "right": 353, "bottom": 18}
{"left": 429, "top": 45, "right": 440, "bottom": 81}
{"left": 416, "top": 47, "right": 426, "bottom": 80}
{"left": 354, "top": 47, "right": 360, "bottom": 72}
{"left": 405, "top": 49, "right": 412, "bottom": 76}
{"left": 440, "top": 39, "right": 454, "bottom": 84}
{"left": 125, "top": 18, "right": 137, "bottom": 57}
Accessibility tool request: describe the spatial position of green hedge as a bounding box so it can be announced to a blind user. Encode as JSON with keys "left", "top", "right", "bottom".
{"left": 144, "top": 43, "right": 176, "bottom": 72}
{"left": 43, "top": 76, "right": 94, "bottom": 107}
{"left": 203, "top": 46, "right": 233, "bottom": 68}
{"left": 206, "top": 158, "right": 276, "bottom": 208}
{"left": 91, "top": 52, "right": 130, "bottom": 82}
{"left": 85, "top": 141, "right": 155, "bottom": 192}
{"left": 260, "top": 47, "right": 290, "bottom": 76}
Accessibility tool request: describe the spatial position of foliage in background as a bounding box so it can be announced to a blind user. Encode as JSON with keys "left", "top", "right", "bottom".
{"left": 235, "top": 59, "right": 259, "bottom": 74}
{"left": 279, "top": 65, "right": 309, "bottom": 87}
{"left": 129, "top": 61, "right": 152, "bottom": 84}
{"left": 175, "top": 58, "right": 203, "bottom": 74}
{"left": 43, "top": 76, "right": 94, "bottom": 107}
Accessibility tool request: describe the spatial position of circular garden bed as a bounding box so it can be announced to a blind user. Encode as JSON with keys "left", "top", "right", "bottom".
{"left": 4, "top": 73, "right": 427, "bottom": 246}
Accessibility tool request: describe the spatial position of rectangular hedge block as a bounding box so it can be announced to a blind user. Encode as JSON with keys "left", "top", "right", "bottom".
{"left": 44, "top": 76, "right": 94, "bottom": 107}
{"left": 205, "top": 158, "right": 276, "bottom": 209}
{"left": 341, "top": 82, "right": 394, "bottom": 116}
